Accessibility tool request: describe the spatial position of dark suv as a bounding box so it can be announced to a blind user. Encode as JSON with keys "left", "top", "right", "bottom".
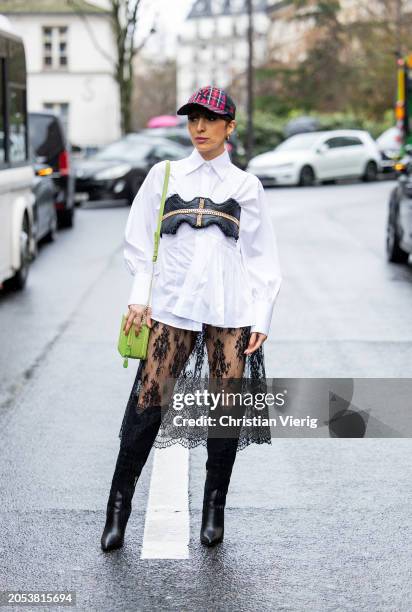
{"left": 28, "top": 111, "right": 76, "bottom": 228}
{"left": 386, "top": 151, "right": 412, "bottom": 263}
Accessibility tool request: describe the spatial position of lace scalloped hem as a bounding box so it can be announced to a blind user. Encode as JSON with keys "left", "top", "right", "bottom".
{"left": 152, "top": 432, "right": 272, "bottom": 451}
{"left": 118, "top": 321, "right": 272, "bottom": 452}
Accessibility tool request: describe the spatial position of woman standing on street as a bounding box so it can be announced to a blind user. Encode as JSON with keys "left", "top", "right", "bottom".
{"left": 101, "top": 86, "right": 282, "bottom": 551}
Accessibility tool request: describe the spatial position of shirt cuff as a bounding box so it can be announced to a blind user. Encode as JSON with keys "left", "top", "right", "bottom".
{"left": 251, "top": 299, "right": 275, "bottom": 336}
{"left": 127, "top": 272, "right": 152, "bottom": 306}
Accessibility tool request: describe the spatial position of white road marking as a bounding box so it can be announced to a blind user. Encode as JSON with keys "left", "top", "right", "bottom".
{"left": 140, "top": 445, "right": 190, "bottom": 559}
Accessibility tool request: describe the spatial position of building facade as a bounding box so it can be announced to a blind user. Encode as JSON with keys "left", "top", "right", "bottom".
{"left": 0, "top": 0, "right": 121, "bottom": 147}
{"left": 176, "top": 0, "right": 270, "bottom": 112}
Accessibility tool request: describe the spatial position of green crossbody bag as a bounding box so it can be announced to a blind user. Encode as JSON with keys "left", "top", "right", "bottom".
{"left": 118, "top": 160, "right": 171, "bottom": 368}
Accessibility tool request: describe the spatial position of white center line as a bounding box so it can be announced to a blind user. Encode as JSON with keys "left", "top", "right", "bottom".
{"left": 140, "top": 445, "right": 190, "bottom": 559}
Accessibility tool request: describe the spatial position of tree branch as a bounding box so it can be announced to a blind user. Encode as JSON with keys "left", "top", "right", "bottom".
{"left": 67, "top": 0, "right": 115, "bottom": 67}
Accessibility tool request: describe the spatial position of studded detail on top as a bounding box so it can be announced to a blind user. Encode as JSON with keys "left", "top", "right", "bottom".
{"left": 161, "top": 194, "right": 241, "bottom": 240}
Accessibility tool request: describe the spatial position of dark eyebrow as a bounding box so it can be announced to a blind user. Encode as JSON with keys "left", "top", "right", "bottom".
{"left": 188, "top": 110, "right": 218, "bottom": 120}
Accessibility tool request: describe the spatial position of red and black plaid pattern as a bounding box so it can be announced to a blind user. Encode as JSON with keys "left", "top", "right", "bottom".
{"left": 177, "top": 86, "right": 236, "bottom": 119}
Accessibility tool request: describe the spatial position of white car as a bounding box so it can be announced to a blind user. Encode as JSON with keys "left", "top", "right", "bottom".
{"left": 376, "top": 126, "right": 402, "bottom": 172}
{"left": 247, "top": 130, "right": 382, "bottom": 186}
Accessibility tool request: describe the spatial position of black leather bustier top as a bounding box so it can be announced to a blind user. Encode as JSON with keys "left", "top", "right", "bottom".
{"left": 160, "top": 194, "right": 241, "bottom": 241}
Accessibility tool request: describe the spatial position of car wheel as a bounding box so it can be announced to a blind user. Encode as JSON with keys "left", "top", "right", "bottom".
{"left": 5, "top": 213, "right": 31, "bottom": 290}
{"left": 299, "top": 165, "right": 315, "bottom": 187}
{"left": 362, "top": 161, "right": 378, "bottom": 182}
{"left": 57, "top": 207, "right": 74, "bottom": 229}
{"left": 386, "top": 207, "right": 409, "bottom": 263}
{"left": 44, "top": 208, "right": 58, "bottom": 243}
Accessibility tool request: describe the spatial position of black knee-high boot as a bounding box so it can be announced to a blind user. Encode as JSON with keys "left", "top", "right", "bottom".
{"left": 101, "top": 404, "right": 161, "bottom": 552}
{"left": 200, "top": 436, "right": 239, "bottom": 546}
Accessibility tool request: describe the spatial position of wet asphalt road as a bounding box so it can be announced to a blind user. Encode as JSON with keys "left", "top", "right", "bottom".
{"left": 0, "top": 180, "right": 411, "bottom": 612}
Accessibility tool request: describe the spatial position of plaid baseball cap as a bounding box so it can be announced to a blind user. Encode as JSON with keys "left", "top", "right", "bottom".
{"left": 177, "top": 86, "right": 236, "bottom": 119}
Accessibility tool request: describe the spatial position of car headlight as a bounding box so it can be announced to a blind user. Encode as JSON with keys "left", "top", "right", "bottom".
{"left": 94, "top": 164, "right": 132, "bottom": 180}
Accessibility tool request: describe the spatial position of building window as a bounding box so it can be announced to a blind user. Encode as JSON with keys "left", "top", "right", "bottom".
{"left": 43, "top": 102, "right": 69, "bottom": 136}
{"left": 231, "top": 0, "right": 245, "bottom": 12}
{"left": 42, "top": 26, "right": 68, "bottom": 69}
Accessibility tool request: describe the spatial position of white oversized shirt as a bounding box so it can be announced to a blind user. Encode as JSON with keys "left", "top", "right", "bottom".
{"left": 123, "top": 147, "right": 282, "bottom": 336}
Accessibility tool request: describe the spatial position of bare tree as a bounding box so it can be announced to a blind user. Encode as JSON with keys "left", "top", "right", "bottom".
{"left": 290, "top": 0, "right": 353, "bottom": 112}
{"left": 279, "top": 0, "right": 411, "bottom": 117}
{"left": 131, "top": 59, "right": 177, "bottom": 130}
{"left": 110, "top": 0, "right": 156, "bottom": 133}
{"left": 69, "top": 0, "right": 155, "bottom": 134}
{"left": 342, "top": 0, "right": 412, "bottom": 116}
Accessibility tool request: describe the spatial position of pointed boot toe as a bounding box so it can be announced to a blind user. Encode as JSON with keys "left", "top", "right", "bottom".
{"left": 100, "top": 491, "right": 131, "bottom": 552}
{"left": 200, "top": 525, "right": 224, "bottom": 547}
{"left": 101, "top": 527, "right": 124, "bottom": 552}
{"left": 200, "top": 490, "right": 225, "bottom": 547}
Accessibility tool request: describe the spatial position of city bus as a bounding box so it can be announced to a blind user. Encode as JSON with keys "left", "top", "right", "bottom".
{"left": 0, "top": 16, "right": 35, "bottom": 291}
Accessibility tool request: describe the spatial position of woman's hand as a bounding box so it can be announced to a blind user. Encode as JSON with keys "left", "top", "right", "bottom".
{"left": 244, "top": 332, "right": 267, "bottom": 355}
{"left": 124, "top": 304, "right": 153, "bottom": 336}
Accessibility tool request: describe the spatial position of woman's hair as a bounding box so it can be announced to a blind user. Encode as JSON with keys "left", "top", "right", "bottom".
{"left": 187, "top": 106, "right": 233, "bottom": 123}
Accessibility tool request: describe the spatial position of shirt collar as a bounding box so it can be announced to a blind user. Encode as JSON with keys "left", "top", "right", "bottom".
{"left": 182, "top": 147, "right": 231, "bottom": 181}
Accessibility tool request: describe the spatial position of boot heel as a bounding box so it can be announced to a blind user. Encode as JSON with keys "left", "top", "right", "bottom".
{"left": 200, "top": 489, "right": 226, "bottom": 546}
{"left": 101, "top": 491, "right": 132, "bottom": 551}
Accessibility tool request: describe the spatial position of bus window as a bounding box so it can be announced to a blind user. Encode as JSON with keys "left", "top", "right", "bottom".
{"left": 0, "top": 58, "right": 5, "bottom": 163}
{"left": 9, "top": 86, "right": 26, "bottom": 162}
{"left": 8, "top": 37, "right": 27, "bottom": 163}
{"left": 8, "top": 38, "right": 25, "bottom": 85}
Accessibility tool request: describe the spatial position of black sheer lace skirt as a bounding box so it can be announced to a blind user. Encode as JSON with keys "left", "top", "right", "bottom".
{"left": 118, "top": 319, "right": 272, "bottom": 451}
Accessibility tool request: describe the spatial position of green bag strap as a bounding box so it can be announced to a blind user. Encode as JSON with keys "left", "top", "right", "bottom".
{"left": 141, "top": 160, "right": 171, "bottom": 319}
{"left": 153, "top": 159, "right": 171, "bottom": 263}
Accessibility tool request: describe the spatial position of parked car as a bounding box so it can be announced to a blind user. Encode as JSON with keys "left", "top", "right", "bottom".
{"left": 376, "top": 126, "right": 402, "bottom": 173}
{"left": 0, "top": 20, "right": 36, "bottom": 291}
{"left": 140, "top": 126, "right": 193, "bottom": 149}
{"left": 28, "top": 111, "right": 76, "bottom": 228}
{"left": 32, "top": 162, "right": 58, "bottom": 245}
{"left": 74, "top": 134, "right": 188, "bottom": 205}
{"left": 70, "top": 144, "right": 100, "bottom": 160}
{"left": 140, "top": 125, "right": 247, "bottom": 169}
{"left": 247, "top": 130, "right": 382, "bottom": 186}
{"left": 386, "top": 149, "right": 412, "bottom": 263}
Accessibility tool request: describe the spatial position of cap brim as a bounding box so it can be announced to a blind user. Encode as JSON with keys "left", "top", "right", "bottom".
{"left": 176, "top": 102, "right": 231, "bottom": 117}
